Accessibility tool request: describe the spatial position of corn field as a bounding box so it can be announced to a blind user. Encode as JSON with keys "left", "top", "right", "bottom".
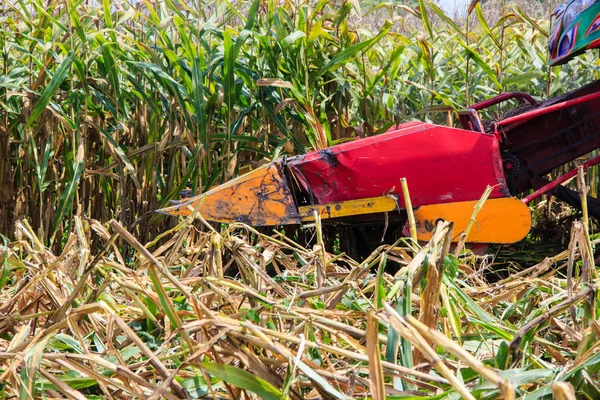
{"left": 2, "top": 0, "right": 600, "bottom": 398}
{"left": 1, "top": 0, "right": 598, "bottom": 247}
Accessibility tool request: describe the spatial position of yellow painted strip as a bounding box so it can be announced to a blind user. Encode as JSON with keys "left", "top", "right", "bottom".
{"left": 298, "top": 196, "right": 398, "bottom": 221}
{"left": 414, "top": 197, "right": 531, "bottom": 243}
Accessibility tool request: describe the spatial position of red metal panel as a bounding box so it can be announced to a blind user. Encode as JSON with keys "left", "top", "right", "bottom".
{"left": 288, "top": 122, "right": 508, "bottom": 208}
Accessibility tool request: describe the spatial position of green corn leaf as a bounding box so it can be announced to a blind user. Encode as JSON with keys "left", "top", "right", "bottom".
{"left": 513, "top": 5, "right": 548, "bottom": 37}
{"left": 51, "top": 142, "right": 84, "bottom": 242}
{"left": 495, "top": 341, "right": 510, "bottom": 370}
{"left": 31, "top": 2, "right": 69, "bottom": 34}
{"left": 26, "top": 51, "right": 74, "bottom": 128}
{"left": 294, "top": 359, "right": 353, "bottom": 400}
{"left": 503, "top": 70, "right": 545, "bottom": 86}
{"left": 20, "top": 336, "right": 50, "bottom": 399}
{"left": 402, "top": 79, "right": 457, "bottom": 108}
{"left": 35, "top": 376, "right": 99, "bottom": 391}
{"left": 282, "top": 31, "right": 306, "bottom": 47}
{"left": 49, "top": 334, "right": 84, "bottom": 354}
{"left": 128, "top": 61, "right": 188, "bottom": 97}
{"left": 455, "top": 37, "right": 502, "bottom": 90}
{"left": 375, "top": 253, "right": 386, "bottom": 309}
{"left": 201, "top": 362, "right": 282, "bottom": 400}
{"left": 400, "top": 279, "right": 414, "bottom": 370}
{"left": 445, "top": 276, "right": 504, "bottom": 327}
{"left": 174, "top": 15, "right": 197, "bottom": 59}
{"left": 180, "top": 376, "right": 210, "bottom": 398}
{"left": 418, "top": 0, "right": 433, "bottom": 40}
{"left": 366, "top": 42, "right": 407, "bottom": 96}
{"left": 386, "top": 298, "right": 411, "bottom": 391}
{"left": 311, "top": 20, "right": 392, "bottom": 83}
{"left": 475, "top": 3, "right": 501, "bottom": 49}
{"left": 0, "top": 236, "right": 12, "bottom": 290}
{"left": 163, "top": 0, "right": 187, "bottom": 20}
{"left": 98, "top": 39, "right": 122, "bottom": 113}
{"left": 142, "top": 0, "right": 161, "bottom": 24}
{"left": 67, "top": 0, "right": 86, "bottom": 43}
{"left": 514, "top": 34, "right": 545, "bottom": 70}
{"left": 416, "top": 38, "right": 435, "bottom": 80}
{"left": 37, "top": 137, "right": 53, "bottom": 194}
{"left": 474, "top": 368, "right": 558, "bottom": 398}
{"left": 102, "top": 0, "right": 114, "bottom": 35}
{"left": 192, "top": 57, "right": 207, "bottom": 149}
{"left": 309, "top": 0, "right": 329, "bottom": 21}
{"left": 223, "top": 31, "right": 236, "bottom": 113}
{"left": 244, "top": 0, "right": 260, "bottom": 30}
{"left": 427, "top": 1, "right": 463, "bottom": 36}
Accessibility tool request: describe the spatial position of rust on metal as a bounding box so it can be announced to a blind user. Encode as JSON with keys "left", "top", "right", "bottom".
{"left": 160, "top": 163, "right": 302, "bottom": 226}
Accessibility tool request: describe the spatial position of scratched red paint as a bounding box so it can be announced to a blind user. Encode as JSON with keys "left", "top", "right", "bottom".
{"left": 288, "top": 122, "right": 508, "bottom": 207}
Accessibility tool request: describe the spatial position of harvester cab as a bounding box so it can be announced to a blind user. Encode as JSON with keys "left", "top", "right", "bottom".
{"left": 161, "top": 0, "right": 600, "bottom": 249}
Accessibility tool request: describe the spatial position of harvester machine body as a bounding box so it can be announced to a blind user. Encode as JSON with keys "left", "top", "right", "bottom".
{"left": 161, "top": 121, "right": 510, "bottom": 223}
{"left": 161, "top": 0, "right": 600, "bottom": 245}
{"left": 161, "top": 117, "right": 534, "bottom": 243}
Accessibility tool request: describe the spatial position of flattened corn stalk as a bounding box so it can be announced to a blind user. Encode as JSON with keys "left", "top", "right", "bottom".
{"left": 0, "top": 215, "right": 600, "bottom": 398}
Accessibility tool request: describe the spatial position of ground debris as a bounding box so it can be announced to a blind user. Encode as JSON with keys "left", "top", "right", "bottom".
{"left": 0, "top": 217, "right": 599, "bottom": 399}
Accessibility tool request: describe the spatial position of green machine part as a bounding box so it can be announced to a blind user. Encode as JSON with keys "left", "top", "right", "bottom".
{"left": 549, "top": 0, "right": 600, "bottom": 65}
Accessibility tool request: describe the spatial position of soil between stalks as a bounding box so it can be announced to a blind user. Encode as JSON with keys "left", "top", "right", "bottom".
{"left": 0, "top": 216, "right": 599, "bottom": 399}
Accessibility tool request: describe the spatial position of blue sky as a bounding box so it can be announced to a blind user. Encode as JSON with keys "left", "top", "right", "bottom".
{"left": 436, "top": 0, "right": 471, "bottom": 14}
